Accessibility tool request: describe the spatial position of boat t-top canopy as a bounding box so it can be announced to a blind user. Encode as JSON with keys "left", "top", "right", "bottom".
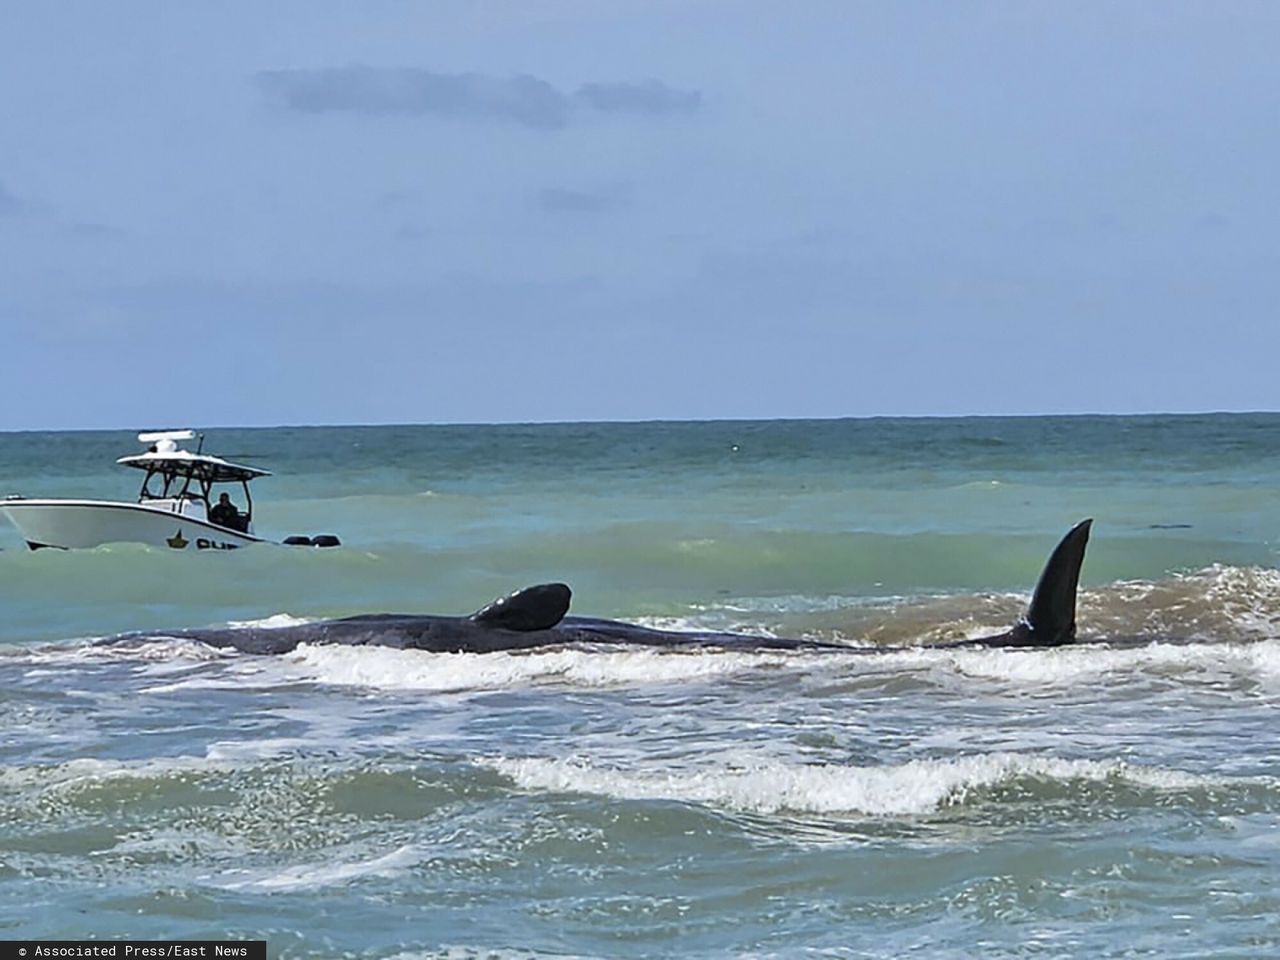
{"left": 117, "top": 431, "right": 270, "bottom": 483}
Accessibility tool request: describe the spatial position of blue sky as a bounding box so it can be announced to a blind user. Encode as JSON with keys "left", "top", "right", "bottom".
{"left": 2, "top": 2, "right": 1278, "bottom": 429}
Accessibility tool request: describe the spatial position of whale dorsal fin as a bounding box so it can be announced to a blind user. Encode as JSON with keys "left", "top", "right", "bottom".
{"left": 1010, "top": 519, "right": 1092, "bottom": 646}
{"left": 470, "top": 583, "right": 572, "bottom": 631}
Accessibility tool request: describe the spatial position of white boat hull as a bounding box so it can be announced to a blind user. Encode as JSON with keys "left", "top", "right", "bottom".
{"left": 0, "top": 499, "right": 263, "bottom": 551}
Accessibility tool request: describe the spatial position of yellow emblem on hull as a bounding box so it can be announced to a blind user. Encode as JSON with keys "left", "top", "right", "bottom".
{"left": 167, "top": 529, "right": 189, "bottom": 549}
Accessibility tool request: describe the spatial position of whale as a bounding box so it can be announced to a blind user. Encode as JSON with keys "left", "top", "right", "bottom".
{"left": 118, "top": 520, "right": 1093, "bottom": 656}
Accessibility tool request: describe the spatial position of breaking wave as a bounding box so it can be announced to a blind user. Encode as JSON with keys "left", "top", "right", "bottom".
{"left": 671, "top": 563, "right": 1280, "bottom": 649}
{"left": 284, "top": 643, "right": 792, "bottom": 692}
{"left": 482, "top": 753, "right": 1263, "bottom": 817}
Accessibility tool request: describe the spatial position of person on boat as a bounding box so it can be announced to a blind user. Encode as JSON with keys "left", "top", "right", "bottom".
{"left": 209, "top": 493, "right": 242, "bottom": 529}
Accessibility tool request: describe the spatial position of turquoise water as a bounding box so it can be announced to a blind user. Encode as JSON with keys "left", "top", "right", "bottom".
{"left": 3, "top": 415, "right": 1280, "bottom": 957}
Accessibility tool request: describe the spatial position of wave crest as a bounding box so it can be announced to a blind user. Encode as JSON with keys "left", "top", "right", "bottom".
{"left": 482, "top": 753, "right": 1246, "bottom": 817}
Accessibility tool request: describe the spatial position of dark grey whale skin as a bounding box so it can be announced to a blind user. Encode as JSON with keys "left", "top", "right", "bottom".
{"left": 118, "top": 520, "right": 1092, "bottom": 657}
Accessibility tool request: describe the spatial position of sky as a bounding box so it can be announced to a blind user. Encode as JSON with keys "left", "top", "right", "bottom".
{"left": 2, "top": 1, "right": 1279, "bottom": 430}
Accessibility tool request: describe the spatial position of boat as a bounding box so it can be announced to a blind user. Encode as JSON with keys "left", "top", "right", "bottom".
{"left": 0, "top": 430, "right": 333, "bottom": 552}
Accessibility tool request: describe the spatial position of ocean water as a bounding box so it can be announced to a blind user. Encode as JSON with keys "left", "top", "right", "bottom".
{"left": 2, "top": 414, "right": 1280, "bottom": 958}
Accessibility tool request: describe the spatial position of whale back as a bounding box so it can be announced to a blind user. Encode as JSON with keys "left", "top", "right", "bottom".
{"left": 470, "top": 582, "right": 572, "bottom": 632}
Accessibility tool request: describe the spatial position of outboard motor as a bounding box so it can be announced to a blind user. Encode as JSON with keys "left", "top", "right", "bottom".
{"left": 281, "top": 534, "right": 341, "bottom": 547}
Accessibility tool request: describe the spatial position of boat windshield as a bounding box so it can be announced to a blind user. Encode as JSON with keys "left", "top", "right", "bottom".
{"left": 118, "top": 437, "right": 268, "bottom": 530}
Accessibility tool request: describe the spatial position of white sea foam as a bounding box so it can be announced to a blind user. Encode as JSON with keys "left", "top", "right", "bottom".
{"left": 482, "top": 752, "right": 1227, "bottom": 817}
{"left": 213, "top": 843, "right": 421, "bottom": 891}
{"left": 1195, "top": 564, "right": 1280, "bottom": 638}
{"left": 1065, "top": 566, "right": 1280, "bottom": 645}
{"left": 285, "top": 643, "right": 791, "bottom": 692}
{"left": 7, "top": 637, "right": 236, "bottom": 667}
{"left": 0, "top": 755, "right": 223, "bottom": 793}
{"left": 139, "top": 676, "right": 274, "bottom": 694}
{"left": 17, "top": 590, "right": 1280, "bottom": 699}
{"left": 173, "top": 633, "right": 1280, "bottom": 696}
{"left": 137, "top": 651, "right": 293, "bottom": 693}
{"left": 626, "top": 613, "right": 774, "bottom": 635}
{"left": 225, "top": 613, "right": 313, "bottom": 629}
{"left": 895, "top": 637, "right": 1280, "bottom": 687}
{"left": 203, "top": 737, "right": 322, "bottom": 761}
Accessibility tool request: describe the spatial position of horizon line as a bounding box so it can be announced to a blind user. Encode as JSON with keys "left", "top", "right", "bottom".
{"left": 2, "top": 407, "right": 1278, "bottom": 435}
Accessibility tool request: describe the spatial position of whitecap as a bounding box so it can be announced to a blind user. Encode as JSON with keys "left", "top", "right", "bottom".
{"left": 284, "top": 643, "right": 792, "bottom": 692}
{"left": 481, "top": 752, "right": 1235, "bottom": 817}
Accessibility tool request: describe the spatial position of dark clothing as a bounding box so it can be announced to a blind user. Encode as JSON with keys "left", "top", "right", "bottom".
{"left": 210, "top": 501, "right": 240, "bottom": 529}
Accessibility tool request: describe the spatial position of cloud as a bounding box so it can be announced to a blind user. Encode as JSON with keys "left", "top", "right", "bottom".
{"left": 574, "top": 80, "right": 700, "bottom": 115}
{"left": 0, "top": 180, "right": 25, "bottom": 217}
{"left": 256, "top": 66, "right": 569, "bottom": 129}
{"left": 535, "top": 184, "right": 628, "bottom": 214}
{"left": 67, "top": 221, "right": 123, "bottom": 239}
{"left": 255, "top": 67, "right": 700, "bottom": 130}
